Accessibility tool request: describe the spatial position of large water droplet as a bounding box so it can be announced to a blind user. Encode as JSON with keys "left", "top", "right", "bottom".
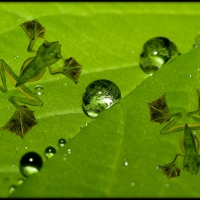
{"left": 20, "top": 152, "right": 43, "bottom": 177}
{"left": 45, "top": 146, "right": 56, "bottom": 159}
{"left": 82, "top": 79, "right": 121, "bottom": 118}
{"left": 140, "top": 37, "right": 180, "bottom": 75}
{"left": 58, "top": 138, "right": 67, "bottom": 148}
{"left": 9, "top": 185, "right": 16, "bottom": 194}
{"left": 34, "top": 85, "right": 44, "bottom": 95}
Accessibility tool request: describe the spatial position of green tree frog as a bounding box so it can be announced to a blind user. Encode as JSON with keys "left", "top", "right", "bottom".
{"left": 0, "top": 20, "right": 82, "bottom": 138}
{"left": 148, "top": 90, "right": 200, "bottom": 178}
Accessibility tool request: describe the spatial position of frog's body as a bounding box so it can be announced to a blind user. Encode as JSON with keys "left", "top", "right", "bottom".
{"left": 148, "top": 91, "right": 200, "bottom": 178}
{"left": 0, "top": 20, "right": 82, "bottom": 138}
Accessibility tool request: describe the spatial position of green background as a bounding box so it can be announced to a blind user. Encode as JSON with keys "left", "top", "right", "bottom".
{"left": 0, "top": 2, "right": 199, "bottom": 197}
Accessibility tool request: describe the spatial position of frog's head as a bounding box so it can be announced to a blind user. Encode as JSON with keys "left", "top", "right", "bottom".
{"left": 37, "top": 40, "right": 63, "bottom": 65}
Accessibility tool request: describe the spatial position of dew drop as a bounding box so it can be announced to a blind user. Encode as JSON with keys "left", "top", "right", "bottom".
{"left": 140, "top": 37, "right": 180, "bottom": 75}
{"left": 82, "top": 79, "right": 121, "bottom": 118}
{"left": 24, "top": 146, "right": 28, "bottom": 150}
{"left": 12, "top": 164, "right": 15, "bottom": 168}
{"left": 58, "top": 138, "right": 67, "bottom": 148}
{"left": 85, "top": 121, "right": 88, "bottom": 126}
{"left": 14, "top": 55, "right": 19, "bottom": 60}
{"left": 124, "top": 159, "right": 129, "bottom": 166}
{"left": 34, "top": 85, "right": 44, "bottom": 96}
{"left": 9, "top": 185, "right": 16, "bottom": 194}
{"left": 156, "top": 166, "right": 159, "bottom": 170}
{"left": 44, "top": 146, "right": 56, "bottom": 159}
{"left": 131, "top": 182, "right": 135, "bottom": 186}
{"left": 131, "top": 50, "right": 135, "bottom": 54}
{"left": 17, "top": 178, "right": 25, "bottom": 185}
{"left": 68, "top": 149, "right": 71, "bottom": 154}
{"left": 16, "top": 147, "right": 19, "bottom": 151}
{"left": 20, "top": 152, "right": 43, "bottom": 177}
{"left": 189, "top": 74, "right": 192, "bottom": 78}
{"left": 165, "top": 183, "right": 169, "bottom": 187}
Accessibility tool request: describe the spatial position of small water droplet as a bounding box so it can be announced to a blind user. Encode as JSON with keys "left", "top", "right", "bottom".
{"left": 124, "top": 159, "right": 129, "bottom": 166}
{"left": 189, "top": 74, "right": 192, "bottom": 78}
{"left": 20, "top": 152, "right": 43, "bottom": 177}
{"left": 17, "top": 178, "right": 25, "bottom": 185}
{"left": 80, "top": 126, "right": 83, "bottom": 131}
{"left": 14, "top": 55, "right": 19, "bottom": 60}
{"left": 82, "top": 79, "right": 121, "bottom": 118}
{"left": 64, "top": 83, "right": 67, "bottom": 86}
{"left": 131, "top": 182, "right": 135, "bottom": 186}
{"left": 34, "top": 85, "right": 44, "bottom": 96}
{"left": 44, "top": 146, "right": 56, "bottom": 159}
{"left": 165, "top": 183, "right": 169, "bottom": 187}
{"left": 68, "top": 149, "right": 71, "bottom": 154}
{"left": 140, "top": 37, "right": 180, "bottom": 75}
{"left": 156, "top": 166, "right": 159, "bottom": 170}
{"left": 24, "top": 146, "right": 28, "bottom": 150}
{"left": 58, "top": 138, "right": 67, "bottom": 148}
{"left": 16, "top": 147, "right": 19, "bottom": 151}
{"left": 63, "top": 157, "right": 66, "bottom": 161}
{"left": 131, "top": 51, "right": 135, "bottom": 54}
{"left": 9, "top": 185, "right": 16, "bottom": 194}
{"left": 12, "top": 164, "right": 15, "bottom": 168}
{"left": 198, "top": 67, "right": 200, "bottom": 71}
{"left": 85, "top": 121, "right": 88, "bottom": 126}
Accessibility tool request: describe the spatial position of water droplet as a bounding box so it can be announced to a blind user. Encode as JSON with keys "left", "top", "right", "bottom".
{"left": 131, "top": 182, "right": 135, "bottom": 186}
{"left": 20, "top": 152, "right": 43, "bottom": 177}
{"left": 24, "top": 146, "right": 28, "bottom": 150}
{"left": 156, "top": 166, "right": 159, "bottom": 170}
{"left": 189, "top": 74, "right": 192, "bottom": 78}
{"left": 12, "top": 164, "right": 15, "bottom": 168}
{"left": 124, "top": 159, "right": 129, "bottom": 166}
{"left": 80, "top": 126, "right": 83, "bottom": 131}
{"left": 58, "top": 138, "right": 67, "bottom": 148}
{"left": 9, "top": 185, "right": 16, "bottom": 194}
{"left": 44, "top": 146, "right": 56, "bottom": 159}
{"left": 63, "top": 157, "right": 66, "bottom": 161}
{"left": 131, "top": 51, "right": 135, "bottom": 54}
{"left": 82, "top": 79, "right": 121, "bottom": 118}
{"left": 68, "top": 149, "right": 71, "bottom": 154}
{"left": 14, "top": 55, "right": 19, "bottom": 60}
{"left": 34, "top": 85, "right": 44, "bottom": 96}
{"left": 194, "top": 132, "right": 196, "bottom": 135}
{"left": 140, "top": 37, "right": 180, "bottom": 75}
{"left": 17, "top": 178, "right": 25, "bottom": 185}
{"left": 198, "top": 67, "right": 200, "bottom": 71}
{"left": 85, "top": 121, "right": 88, "bottom": 126}
{"left": 165, "top": 183, "right": 169, "bottom": 187}
{"left": 16, "top": 147, "right": 19, "bottom": 151}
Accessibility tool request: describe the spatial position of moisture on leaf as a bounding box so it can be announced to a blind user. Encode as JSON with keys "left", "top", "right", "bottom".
{"left": 147, "top": 94, "right": 171, "bottom": 124}
{"left": 159, "top": 162, "right": 181, "bottom": 179}
{"left": 1, "top": 105, "right": 38, "bottom": 138}
{"left": 20, "top": 19, "right": 45, "bottom": 41}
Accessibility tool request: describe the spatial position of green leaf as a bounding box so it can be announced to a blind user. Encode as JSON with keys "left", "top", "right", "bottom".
{"left": 0, "top": 2, "right": 200, "bottom": 198}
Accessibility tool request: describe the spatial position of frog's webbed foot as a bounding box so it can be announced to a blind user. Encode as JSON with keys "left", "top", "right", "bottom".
{"left": 147, "top": 94, "right": 171, "bottom": 124}
{"left": 49, "top": 57, "right": 83, "bottom": 84}
{"left": 159, "top": 154, "right": 183, "bottom": 178}
{"left": 1, "top": 105, "right": 38, "bottom": 139}
{"left": 20, "top": 20, "right": 45, "bottom": 53}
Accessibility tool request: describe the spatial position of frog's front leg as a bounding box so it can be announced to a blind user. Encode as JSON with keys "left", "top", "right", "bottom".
{"left": 182, "top": 124, "right": 200, "bottom": 175}
{"left": 20, "top": 19, "right": 45, "bottom": 53}
{"left": 0, "top": 59, "right": 43, "bottom": 138}
{"left": 48, "top": 57, "right": 83, "bottom": 84}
